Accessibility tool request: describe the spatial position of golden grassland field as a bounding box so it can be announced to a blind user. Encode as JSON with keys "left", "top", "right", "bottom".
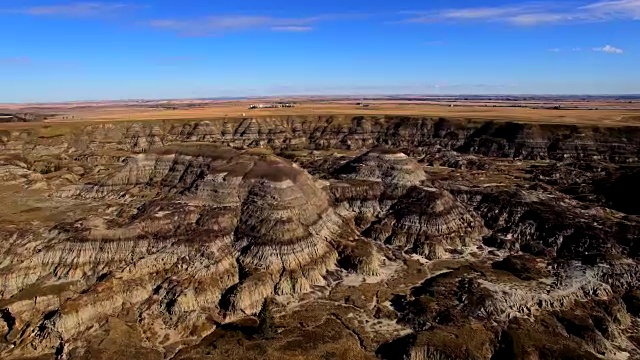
{"left": 1, "top": 99, "right": 640, "bottom": 131}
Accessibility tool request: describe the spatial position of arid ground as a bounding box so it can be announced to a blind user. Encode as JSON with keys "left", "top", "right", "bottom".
{"left": 2, "top": 96, "right": 640, "bottom": 128}
{"left": 1, "top": 98, "right": 640, "bottom": 360}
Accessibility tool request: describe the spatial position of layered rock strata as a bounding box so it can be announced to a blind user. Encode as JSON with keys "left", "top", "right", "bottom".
{"left": 364, "top": 187, "right": 487, "bottom": 259}
{"left": 389, "top": 261, "right": 636, "bottom": 360}
{"left": 1, "top": 115, "right": 640, "bottom": 360}
{"left": 452, "top": 187, "right": 640, "bottom": 259}
{"left": 333, "top": 148, "right": 428, "bottom": 198}
{"left": 0, "top": 145, "right": 381, "bottom": 358}
{"left": 3, "top": 116, "right": 639, "bottom": 164}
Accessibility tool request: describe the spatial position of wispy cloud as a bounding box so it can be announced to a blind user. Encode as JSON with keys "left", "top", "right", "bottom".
{"left": 0, "top": 57, "right": 80, "bottom": 69}
{"left": 0, "top": 57, "right": 32, "bottom": 65}
{"left": 146, "top": 13, "right": 363, "bottom": 36}
{"left": 548, "top": 47, "right": 583, "bottom": 52}
{"left": 593, "top": 44, "right": 624, "bottom": 53}
{"left": 401, "top": 0, "right": 640, "bottom": 26}
{"left": 6, "top": 2, "right": 139, "bottom": 18}
{"left": 548, "top": 45, "right": 624, "bottom": 54}
{"left": 581, "top": 0, "right": 640, "bottom": 18}
{"left": 271, "top": 25, "right": 313, "bottom": 32}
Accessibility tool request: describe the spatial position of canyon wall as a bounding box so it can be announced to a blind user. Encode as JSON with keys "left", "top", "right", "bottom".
{"left": 2, "top": 115, "right": 639, "bottom": 163}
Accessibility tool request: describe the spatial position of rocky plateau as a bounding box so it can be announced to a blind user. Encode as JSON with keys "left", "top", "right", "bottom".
{"left": 0, "top": 115, "right": 639, "bottom": 360}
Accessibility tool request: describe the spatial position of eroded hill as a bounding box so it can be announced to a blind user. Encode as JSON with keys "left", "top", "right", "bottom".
{"left": 1, "top": 115, "right": 639, "bottom": 360}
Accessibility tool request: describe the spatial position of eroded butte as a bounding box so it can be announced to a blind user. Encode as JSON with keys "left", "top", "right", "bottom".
{"left": 1, "top": 115, "right": 639, "bottom": 360}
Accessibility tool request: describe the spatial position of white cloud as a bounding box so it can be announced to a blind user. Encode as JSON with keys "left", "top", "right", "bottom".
{"left": 580, "top": 0, "right": 640, "bottom": 19}
{"left": 401, "top": 0, "right": 640, "bottom": 25}
{"left": 593, "top": 45, "right": 624, "bottom": 53}
{"left": 547, "top": 47, "right": 583, "bottom": 52}
{"left": 147, "top": 13, "right": 362, "bottom": 35}
{"left": 548, "top": 46, "right": 626, "bottom": 53}
{"left": 436, "top": 6, "right": 530, "bottom": 20}
{"left": 7, "top": 2, "right": 137, "bottom": 17}
{"left": 271, "top": 26, "right": 314, "bottom": 32}
{"left": 148, "top": 16, "right": 301, "bottom": 35}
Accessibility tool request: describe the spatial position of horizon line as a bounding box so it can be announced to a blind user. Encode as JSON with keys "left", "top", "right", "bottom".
{"left": 3, "top": 93, "right": 640, "bottom": 106}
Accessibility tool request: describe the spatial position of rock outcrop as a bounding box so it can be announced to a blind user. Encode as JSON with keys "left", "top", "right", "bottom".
{"left": 333, "top": 148, "right": 428, "bottom": 198}
{"left": 2, "top": 115, "right": 640, "bottom": 360}
{"left": 388, "top": 261, "right": 634, "bottom": 360}
{"left": 0, "top": 145, "right": 382, "bottom": 358}
{"left": 452, "top": 187, "right": 640, "bottom": 259}
{"left": 3, "top": 116, "right": 639, "bottom": 164}
{"left": 365, "top": 187, "right": 487, "bottom": 259}
{"left": 529, "top": 162, "right": 640, "bottom": 215}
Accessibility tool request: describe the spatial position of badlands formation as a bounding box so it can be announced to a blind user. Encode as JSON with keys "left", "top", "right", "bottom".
{"left": 0, "top": 115, "right": 639, "bottom": 360}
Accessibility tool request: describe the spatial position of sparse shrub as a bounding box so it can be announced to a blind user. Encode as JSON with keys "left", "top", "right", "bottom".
{"left": 257, "top": 298, "right": 275, "bottom": 339}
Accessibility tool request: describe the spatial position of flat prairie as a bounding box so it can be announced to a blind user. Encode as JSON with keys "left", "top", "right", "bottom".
{"left": 1, "top": 98, "right": 640, "bottom": 129}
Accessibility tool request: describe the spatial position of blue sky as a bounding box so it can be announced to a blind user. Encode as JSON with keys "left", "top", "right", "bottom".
{"left": 1, "top": 0, "right": 639, "bottom": 102}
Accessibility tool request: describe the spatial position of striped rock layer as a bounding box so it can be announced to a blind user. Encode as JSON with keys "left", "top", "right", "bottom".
{"left": 1, "top": 145, "right": 379, "bottom": 357}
